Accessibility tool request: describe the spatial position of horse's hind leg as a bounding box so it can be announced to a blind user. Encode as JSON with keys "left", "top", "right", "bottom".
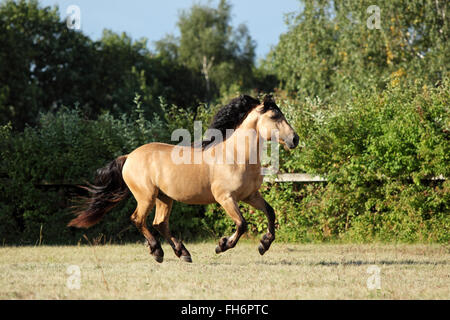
{"left": 243, "top": 191, "right": 275, "bottom": 255}
{"left": 212, "top": 189, "right": 247, "bottom": 254}
{"left": 153, "top": 193, "right": 192, "bottom": 263}
{"left": 131, "top": 196, "right": 164, "bottom": 263}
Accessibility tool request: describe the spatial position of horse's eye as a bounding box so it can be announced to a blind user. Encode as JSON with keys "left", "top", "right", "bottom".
{"left": 270, "top": 111, "right": 282, "bottom": 120}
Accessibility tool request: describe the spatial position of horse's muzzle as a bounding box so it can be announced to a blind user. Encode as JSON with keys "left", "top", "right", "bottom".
{"left": 286, "top": 133, "right": 299, "bottom": 149}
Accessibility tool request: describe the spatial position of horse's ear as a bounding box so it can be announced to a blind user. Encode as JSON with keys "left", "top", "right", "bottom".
{"left": 263, "top": 94, "right": 275, "bottom": 106}
{"left": 241, "top": 95, "right": 260, "bottom": 107}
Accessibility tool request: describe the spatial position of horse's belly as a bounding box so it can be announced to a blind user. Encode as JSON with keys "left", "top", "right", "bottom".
{"left": 212, "top": 165, "right": 264, "bottom": 201}
{"left": 155, "top": 163, "right": 215, "bottom": 205}
{"left": 163, "top": 185, "right": 215, "bottom": 205}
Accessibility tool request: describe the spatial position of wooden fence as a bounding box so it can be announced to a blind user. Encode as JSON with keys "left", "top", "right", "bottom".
{"left": 263, "top": 173, "right": 446, "bottom": 183}
{"left": 263, "top": 173, "right": 326, "bottom": 183}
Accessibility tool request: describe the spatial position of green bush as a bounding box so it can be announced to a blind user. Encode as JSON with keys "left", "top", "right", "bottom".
{"left": 0, "top": 97, "right": 207, "bottom": 244}
{"left": 1, "top": 81, "right": 448, "bottom": 244}
{"left": 246, "top": 80, "right": 448, "bottom": 243}
{"left": 202, "top": 80, "right": 449, "bottom": 243}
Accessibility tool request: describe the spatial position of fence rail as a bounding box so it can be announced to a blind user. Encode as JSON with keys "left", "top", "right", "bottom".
{"left": 263, "top": 173, "right": 326, "bottom": 183}
{"left": 263, "top": 173, "right": 446, "bottom": 183}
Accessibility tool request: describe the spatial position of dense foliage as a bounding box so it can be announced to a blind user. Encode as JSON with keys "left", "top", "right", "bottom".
{"left": 206, "top": 80, "right": 449, "bottom": 243}
{"left": 0, "top": 0, "right": 448, "bottom": 244}
{"left": 0, "top": 97, "right": 207, "bottom": 244}
{"left": 0, "top": 0, "right": 258, "bottom": 130}
{"left": 267, "top": 0, "right": 449, "bottom": 103}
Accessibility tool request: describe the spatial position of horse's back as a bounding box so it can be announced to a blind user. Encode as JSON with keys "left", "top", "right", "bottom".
{"left": 123, "top": 142, "right": 216, "bottom": 204}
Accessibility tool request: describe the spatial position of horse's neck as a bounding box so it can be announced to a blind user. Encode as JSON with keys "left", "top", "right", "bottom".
{"left": 223, "top": 118, "right": 262, "bottom": 166}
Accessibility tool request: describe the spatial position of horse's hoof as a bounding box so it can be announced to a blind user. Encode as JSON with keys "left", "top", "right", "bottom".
{"left": 258, "top": 243, "right": 266, "bottom": 256}
{"left": 180, "top": 255, "right": 192, "bottom": 263}
{"left": 215, "top": 237, "right": 228, "bottom": 254}
{"left": 153, "top": 255, "right": 164, "bottom": 263}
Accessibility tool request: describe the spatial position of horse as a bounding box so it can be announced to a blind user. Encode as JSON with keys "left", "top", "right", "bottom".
{"left": 68, "top": 94, "right": 299, "bottom": 263}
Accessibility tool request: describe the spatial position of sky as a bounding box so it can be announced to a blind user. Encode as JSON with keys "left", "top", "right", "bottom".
{"left": 39, "top": 0, "right": 303, "bottom": 60}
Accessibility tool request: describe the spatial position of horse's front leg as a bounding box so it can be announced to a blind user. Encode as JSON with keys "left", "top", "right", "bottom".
{"left": 243, "top": 191, "right": 275, "bottom": 255}
{"left": 213, "top": 191, "right": 247, "bottom": 254}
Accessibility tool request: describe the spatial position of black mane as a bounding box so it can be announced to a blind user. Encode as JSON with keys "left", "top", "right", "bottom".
{"left": 200, "top": 95, "right": 275, "bottom": 149}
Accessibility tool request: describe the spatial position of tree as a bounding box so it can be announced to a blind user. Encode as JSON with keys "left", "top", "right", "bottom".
{"left": 156, "top": 0, "right": 256, "bottom": 102}
{"left": 268, "top": 0, "right": 449, "bottom": 101}
{"left": 0, "top": 0, "right": 98, "bottom": 129}
{"left": 0, "top": 0, "right": 208, "bottom": 129}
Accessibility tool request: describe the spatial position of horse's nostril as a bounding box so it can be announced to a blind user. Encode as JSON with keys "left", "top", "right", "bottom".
{"left": 293, "top": 134, "right": 299, "bottom": 148}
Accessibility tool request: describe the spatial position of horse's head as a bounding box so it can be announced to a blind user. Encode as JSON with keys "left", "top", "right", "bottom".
{"left": 254, "top": 95, "right": 299, "bottom": 150}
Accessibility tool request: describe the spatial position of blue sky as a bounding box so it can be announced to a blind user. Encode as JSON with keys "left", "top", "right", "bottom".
{"left": 39, "top": 0, "right": 302, "bottom": 60}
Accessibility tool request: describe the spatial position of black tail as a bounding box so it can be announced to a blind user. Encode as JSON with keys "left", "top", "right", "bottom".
{"left": 68, "top": 155, "right": 129, "bottom": 228}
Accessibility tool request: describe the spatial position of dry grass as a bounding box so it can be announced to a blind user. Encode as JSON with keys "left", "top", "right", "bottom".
{"left": 0, "top": 241, "right": 448, "bottom": 299}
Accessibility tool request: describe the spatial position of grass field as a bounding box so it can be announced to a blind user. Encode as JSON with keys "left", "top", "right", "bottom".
{"left": 0, "top": 241, "right": 448, "bottom": 299}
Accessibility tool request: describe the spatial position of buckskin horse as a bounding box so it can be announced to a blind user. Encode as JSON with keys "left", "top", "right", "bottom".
{"left": 68, "top": 95, "right": 299, "bottom": 263}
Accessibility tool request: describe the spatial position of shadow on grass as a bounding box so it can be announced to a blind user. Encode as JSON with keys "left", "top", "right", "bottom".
{"left": 255, "top": 259, "right": 448, "bottom": 266}
{"left": 315, "top": 260, "right": 448, "bottom": 266}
